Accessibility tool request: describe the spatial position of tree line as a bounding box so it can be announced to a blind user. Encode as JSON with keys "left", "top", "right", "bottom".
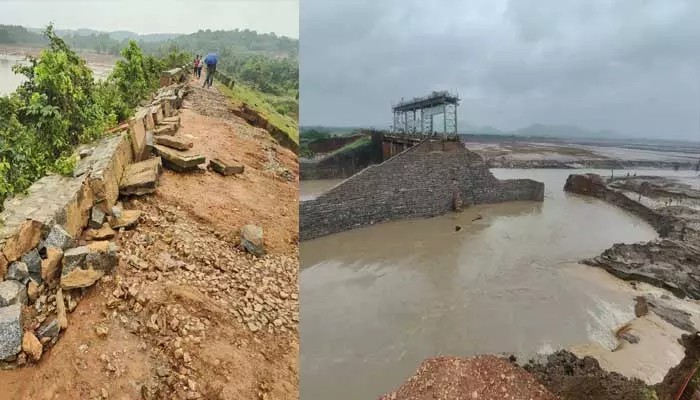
{"left": 0, "top": 25, "right": 299, "bottom": 98}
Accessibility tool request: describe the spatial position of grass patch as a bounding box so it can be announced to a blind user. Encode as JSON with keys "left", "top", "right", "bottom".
{"left": 218, "top": 83, "right": 298, "bottom": 146}
{"left": 327, "top": 135, "right": 371, "bottom": 157}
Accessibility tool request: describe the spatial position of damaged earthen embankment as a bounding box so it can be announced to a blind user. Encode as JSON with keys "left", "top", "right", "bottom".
{"left": 564, "top": 173, "right": 700, "bottom": 300}
{"left": 0, "top": 66, "right": 191, "bottom": 366}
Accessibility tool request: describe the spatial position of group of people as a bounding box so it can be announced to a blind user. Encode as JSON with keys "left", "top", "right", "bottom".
{"left": 193, "top": 52, "right": 219, "bottom": 88}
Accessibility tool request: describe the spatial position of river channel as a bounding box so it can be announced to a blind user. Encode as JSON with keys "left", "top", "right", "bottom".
{"left": 300, "top": 168, "right": 698, "bottom": 399}
{"left": 0, "top": 54, "right": 114, "bottom": 96}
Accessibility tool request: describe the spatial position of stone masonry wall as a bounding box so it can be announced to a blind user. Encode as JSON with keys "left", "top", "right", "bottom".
{"left": 0, "top": 82, "right": 186, "bottom": 364}
{"left": 300, "top": 139, "right": 545, "bottom": 240}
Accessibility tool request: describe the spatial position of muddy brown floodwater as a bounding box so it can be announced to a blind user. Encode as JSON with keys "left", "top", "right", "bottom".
{"left": 0, "top": 56, "right": 26, "bottom": 95}
{"left": 0, "top": 55, "right": 114, "bottom": 95}
{"left": 300, "top": 168, "right": 698, "bottom": 400}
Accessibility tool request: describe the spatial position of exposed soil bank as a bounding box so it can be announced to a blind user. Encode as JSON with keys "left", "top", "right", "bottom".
{"left": 565, "top": 174, "right": 700, "bottom": 300}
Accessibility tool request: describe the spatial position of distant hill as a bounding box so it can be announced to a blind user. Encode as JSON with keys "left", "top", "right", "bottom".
{"left": 302, "top": 122, "right": 630, "bottom": 140}
{"left": 462, "top": 125, "right": 505, "bottom": 135}
{"left": 301, "top": 126, "right": 365, "bottom": 136}
{"left": 512, "top": 123, "right": 624, "bottom": 139}
{"left": 106, "top": 31, "right": 181, "bottom": 43}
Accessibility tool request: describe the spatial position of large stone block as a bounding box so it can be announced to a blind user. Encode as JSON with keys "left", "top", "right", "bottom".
{"left": 137, "top": 107, "right": 155, "bottom": 130}
{"left": 153, "top": 145, "right": 205, "bottom": 172}
{"left": 0, "top": 280, "right": 27, "bottom": 307}
{"left": 74, "top": 133, "right": 133, "bottom": 213}
{"left": 0, "top": 303, "right": 23, "bottom": 361}
{"left": 21, "top": 248, "right": 42, "bottom": 283}
{"left": 0, "top": 174, "right": 93, "bottom": 248}
{"left": 41, "top": 247, "right": 63, "bottom": 283}
{"left": 153, "top": 123, "right": 178, "bottom": 136}
{"left": 60, "top": 241, "right": 118, "bottom": 290}
{"left": 209, "top": 158, "right": 244, "bottom": 176}
{"left": 119, "top": 157, "right": 163, "bottom": 196}
{"left": 1, "top": 220, "right": 42, "bottom": 262}
{"left": 151, "top": 105, "right": 164, "bottom": 125}
{"left": 128, "top": 115, "right": 148, "bottom": 162}
{"left": 44, "top": 224, "right": 73, "bottom": 250}
{"left": 5, "top": 262, "right": 29, "bottom": 284}
{"left": 154, "top": 135, "right": 193, "bottom": 151}
{"left": 241, "top": 225, "right": 265, "bottom": 256}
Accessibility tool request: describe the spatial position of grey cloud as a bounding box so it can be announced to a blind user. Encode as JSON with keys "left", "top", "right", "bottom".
{"left": 301, "top": 0, "right": 700, "bottom": 139}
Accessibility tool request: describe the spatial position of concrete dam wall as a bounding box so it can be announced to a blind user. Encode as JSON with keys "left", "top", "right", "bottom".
{"left": 300, "top": 139, "right": 545, "bottom": 240}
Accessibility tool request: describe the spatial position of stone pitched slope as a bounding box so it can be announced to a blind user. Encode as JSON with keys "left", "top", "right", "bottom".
{"left": 300, "top": 139, "right": 545, "bottom": 240}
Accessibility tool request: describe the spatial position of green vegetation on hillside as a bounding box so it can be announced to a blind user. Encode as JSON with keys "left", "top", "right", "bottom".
{"left": 1, "top": 24, "right": 298, "bottom": 106}
{"left": 329, "top": 136, "right": 371, "bottom": 157}
{"left": 0, "top": 24, "right": 171, "bottom": 206}
{"left": 218, "top": 83, "right": 298, "bottom": 146}
{"left": 142, "top": 29, "right": 298, "bottom": 98}
{"left": 0, "top": 25, "right": 46, "bottom": 45}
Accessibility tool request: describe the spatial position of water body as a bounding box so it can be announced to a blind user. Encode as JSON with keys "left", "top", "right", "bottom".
{"left": 0, "top": 55, "right": 113, "bottom": 96}
{"left": 300, "top": 169, "right": 697, "bottom": 400}
{"left": 0, "top": 56, "right": 27, "bottom": 95}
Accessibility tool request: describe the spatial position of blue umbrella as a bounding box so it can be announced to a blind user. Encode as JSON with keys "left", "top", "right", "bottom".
{"left": 204, "top": 52, "right": 219, "bottom": 65}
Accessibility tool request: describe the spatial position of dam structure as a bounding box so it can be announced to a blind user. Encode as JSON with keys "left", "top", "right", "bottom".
{"left": 300, "top": 138, "right": 545, "bottom": 240}
{"left": 300, "top": 91, "right": 545, "bottom": 240}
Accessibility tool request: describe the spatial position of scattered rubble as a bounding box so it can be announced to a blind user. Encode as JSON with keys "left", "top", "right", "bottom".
{"left": 381, "top": 355, "right": 557, "bottom": 400}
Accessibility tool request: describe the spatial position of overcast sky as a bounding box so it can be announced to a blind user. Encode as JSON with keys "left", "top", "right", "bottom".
{"left": 1, "top": 0, "right": 298, "bottom": 38}
{"left": 301, "top": 0, "right": 700, "bottom": 140}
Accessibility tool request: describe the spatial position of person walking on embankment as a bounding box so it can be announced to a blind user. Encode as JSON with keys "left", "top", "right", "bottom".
{"left": 202, "top": 51, "right": 219, "bottom": 88}
{"left": 193, "top": 55, "right": 202, "bottom": 79}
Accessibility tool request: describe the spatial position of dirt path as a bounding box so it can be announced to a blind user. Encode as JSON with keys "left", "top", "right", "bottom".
{"left": 0, "top": 79, "right": 299, "bottom": 399}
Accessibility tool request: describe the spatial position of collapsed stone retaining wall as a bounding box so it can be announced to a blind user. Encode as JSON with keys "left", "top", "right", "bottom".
{"left": 0, "top": 82, "right": 186, "bottom": 365}
{"left": 300, "top": 139, "right": 545, "bottom": 240}
{"left": 159, "top": 63, "right": 191, "bottom": 88}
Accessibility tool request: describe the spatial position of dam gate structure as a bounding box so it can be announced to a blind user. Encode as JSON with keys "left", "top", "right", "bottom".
{"left": 392, "top": 91, "right": 459, "bottom": 138}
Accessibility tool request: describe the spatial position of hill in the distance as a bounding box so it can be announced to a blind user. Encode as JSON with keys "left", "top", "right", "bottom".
{"left": 510, "top": 123, "right": 623, "bottom": 139}
{"left": 304, "top": 122, "right": 629, "bottom": 140}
